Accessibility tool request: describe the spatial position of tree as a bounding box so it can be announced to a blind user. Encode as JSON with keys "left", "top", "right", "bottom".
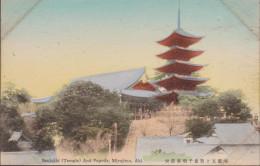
{"left": 35, "top": 81, "right": 130, "bottom": 150}
{"left": 185, "top": 119, "right": 211, "bottom": 138}
{"left": 178, "top": 94, "right": 201, "bottom": 107}
{"left": 150, "top": 71, "right": 167, "bottom": 80}
{"left": 0, "top": 126, "right": 12, "bottom": 151}
{"left": 218, "top": 89, "right": 251, "bottom": 120}
{"left": 34, "top": 128, "right": 54, "bottom": 152}
{"left": 1, "top": 88, "right": 30, "bottom": 106}
{"left": 2, "top": 141, "right": 20, "bottom": 152}
{"left": 164, "top": 105, "right": 183, "bottom": 136}
{"left": 178, "top": 85, "right": 217, "bottom": 107}
{"left": 193, "top": 97, "right": 220, "bottom": 118}
{"left": 196, "top": 85, "right": 218, "bottom": 93}
{"left": 0, "top": 87, "right": 30, "bottom": 151}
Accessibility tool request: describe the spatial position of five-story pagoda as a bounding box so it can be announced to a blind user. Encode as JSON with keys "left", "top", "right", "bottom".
{"left": 132, "top": 1, "right": 213, "bottom": 105}
{"left": 152, "top": 1, "right": 212, "bottom": 104}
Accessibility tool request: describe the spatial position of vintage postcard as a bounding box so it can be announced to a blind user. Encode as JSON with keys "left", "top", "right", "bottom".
{"left": 1, "top": 0, "right": 259, "bottom": 165}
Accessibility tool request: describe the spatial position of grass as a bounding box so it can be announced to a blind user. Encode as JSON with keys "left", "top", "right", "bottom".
{"left": 143, "top": 151, "right": 192, "bottom": 162}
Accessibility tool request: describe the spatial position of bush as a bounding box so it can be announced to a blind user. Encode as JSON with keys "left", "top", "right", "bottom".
{"left": 185, "top": 119, "right": 212, "bottom": 138}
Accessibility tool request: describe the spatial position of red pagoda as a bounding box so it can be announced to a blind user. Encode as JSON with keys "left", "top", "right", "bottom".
{"left": 133, "top": 1, "right": 212, "bottom": 104}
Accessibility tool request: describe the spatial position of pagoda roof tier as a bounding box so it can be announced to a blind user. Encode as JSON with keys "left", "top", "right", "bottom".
{"left": 157, "top": 28, "right": 203, "bottom": 47}
{"left": 150, "top": 74, "right": 208, "bottom": 91}
{"left": 155, "top": 60, "right": 206, "bottom": 75}
{"left": 132, "top": 81, "right": 157, "bottom": 91}
{"left": 174, "top": 90, "right": 215, "bottom": 97}
{"left": 156, "top": 91, "right": 178, "bottom": 104}
{"left": 156, "top": 46, "right": 203, "bottom": 61}
{"left": 156, "top": 90, "right": 214, "bottom": 104}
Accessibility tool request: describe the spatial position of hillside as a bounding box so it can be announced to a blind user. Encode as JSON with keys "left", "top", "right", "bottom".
{"left": 107, "top": 106, "right": 193, "bottom": 161}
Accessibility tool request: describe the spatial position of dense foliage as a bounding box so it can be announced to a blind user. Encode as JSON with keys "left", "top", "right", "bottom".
{"left": 150, "top": 71, "right": 167, "bottom": 80}
{"left": 185, "top": 119, "right": 212, "bottom": 138}
{"left": 35, "top": 81, "right": 131, "bottom": 151}
{"left": 179, "top": 88, "right": 251, "bottom": 120}
{"left": 196, "top": 85, "right": 218, "bottom": 93}
{"left": 0, "top": 88, "right": 30, "bottom": 151}
{"left": 182, "top": 89, "right": 252, "bottom": 138}
{"left": 1, "top": 88, "right": 30, "bottom": 106}
{"left": 34, "top": 127, "right": 54, "bottom": 152}
{"left": 218, "top": 90, "right": 251, "bottom": 120}
{"left": 193, "top": 97, "right": 220, "bottom": 118}
{"left": 178, "top": 94, "right": 201, "bottom": 107}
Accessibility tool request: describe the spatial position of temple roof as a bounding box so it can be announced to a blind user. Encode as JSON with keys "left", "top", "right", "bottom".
{"left": 214, "top": 123, "right": 260, "bottom": 145}
{"left": 31, "top": 67, "right": 146, "bottom": 103}
{"left": 121, "top": 89, "right": 159, "bottom": 98}
{"left": 132, "top": 81, "right": 157, "bottom": 91}
{"left": 30, "top": 96, "right": 53, "bottom": 103}
{"left": 157, "top": 28, "right": 203, "bottom": 47}
{"left": 9, "top": 131, "right": 32, "bottom": 142}
{"left": 174, "top": 90, "right": 214, "bottom": 96}
{"left": 196, "top": 137, "right": 221, "bottom": 144}
{"left": 136, "top": 136, "right": 218, "bottom": 160}
{"left": 155, "top": 60, "right": 206, "bottom": 75}
{"left": 70, "top": 67, "right": 145, "bottom": 92}
{"left": 22, "top": 113, "right": 37, "bottom": 118}
{"left": 121, "top": 89, "right": 213, "bottom": 103}
{"left": 157, "top": 46, "right": 204, "bottom": 61}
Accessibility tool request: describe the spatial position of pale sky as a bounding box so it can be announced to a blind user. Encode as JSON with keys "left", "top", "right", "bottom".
{"left": 1, "top": 0, "right": 259, "bottom": 115}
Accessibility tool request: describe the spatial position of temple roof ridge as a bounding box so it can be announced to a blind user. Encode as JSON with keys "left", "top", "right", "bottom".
{"left": 70, "top": 67, "right": 145, "bottom": 83}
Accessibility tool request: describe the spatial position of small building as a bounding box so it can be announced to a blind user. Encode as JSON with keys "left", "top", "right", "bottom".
{"left": 196, "top": 123, "right": 260, "bottom": 165}
{"left": 22, "top": 113, "right": 37, "bottom": 118}
{"left": 135, "top": 136, "right": 223, "bottom": 164}
{"left": 9, "top": 131, "right": 33, "bottom": 151}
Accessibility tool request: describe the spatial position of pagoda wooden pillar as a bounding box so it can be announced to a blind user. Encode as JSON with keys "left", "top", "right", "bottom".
{"left": 140, "top": 104, "right": 143, "bottom": 120}
{"left": 143, "top": 105, "right": 146, "bottom": 119}
{"left": 134, "top": 104, "right": 137, "bottom": 120}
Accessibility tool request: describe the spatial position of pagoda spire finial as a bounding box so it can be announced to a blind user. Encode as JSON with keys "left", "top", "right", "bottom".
{"left": 178, "top": 0, "right": 181, "bottom": 29}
